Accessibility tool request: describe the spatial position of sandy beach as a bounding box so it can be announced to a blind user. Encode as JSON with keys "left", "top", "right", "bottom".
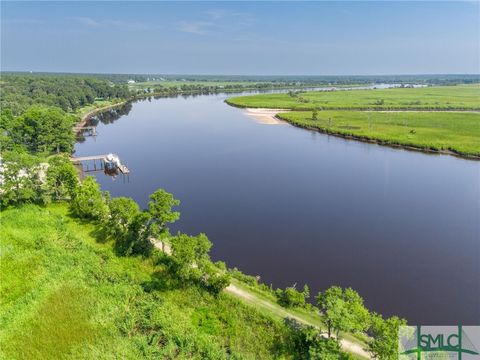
{"left": 242, "top": 108, "right": 290, "bottom": 125}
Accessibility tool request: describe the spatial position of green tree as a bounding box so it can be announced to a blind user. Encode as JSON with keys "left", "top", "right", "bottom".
{"left": 106, "top": 197, "right": 140, "bottom": 241}
{"left": 342, "top": 288, "right": 370, "bottom": 333}
{"left": 123, "top": 211, "right": 153, "bottom": 256}
{"left": 315, "top": 286, "right": 342, "bottom": 338}
{"left": 0, "top": 151, "right": 46, "bottom": 207}
{"left": 46, "top": 155, "right": 78, "bottom": 201}
{"left": 170, "top": 232, "right": 212, "bottom": 282}
{"left": 368, "top": 313, "right": 406, "bottom": 360}
{"left": 13, "top": 105, "right": 76, "bottom": 153}
{"left": 285, "top": 318, "right": 351, "bottom": 360}
{"left": 148, "top": 188, "right": 180, "bottom": 239}
{"left": 70, "top": 176, "right": 108, "bottom": 221}
{"left": 312, "top": 109, "right": 318, "bottom": 121}
{"left": 315, "top": 286, "right": 369, "bottom": 339}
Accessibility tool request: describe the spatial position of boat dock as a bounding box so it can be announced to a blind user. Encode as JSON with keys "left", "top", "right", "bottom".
{"left": 71, "top": 154, "right": 130, "bottom": 174}
{"left": 73, "top": 126, "right": 97, "bottom": 137}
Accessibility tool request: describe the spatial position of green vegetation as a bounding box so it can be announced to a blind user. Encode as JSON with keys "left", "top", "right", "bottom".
{"left": 1, "top": 73, "right": 410, "bottom": 359}
{"left": 276, "top": 110, "right": 480, "bottom": 157}
{"left": 0, "top": 153, "right": 77, "bottom": 207}
{"left": 226, "top": 85, "right": 480, "bottom": 158}
{"left": 1, "top": 105, "right": 77, "bottom": 153}
{"left": 0, "top": 204, "right": 294, "bottom": 359}
{"left": 0, "top": 73, "right": 130, "bottom": 115}
{"left": 226, "top": 85, "right": 480, "bottom": 110}
{"left": 1, "top": 200, "right": 405, "bottom": 359}
{"left": 276, "top": 284, "right": 310, "bottom": 308}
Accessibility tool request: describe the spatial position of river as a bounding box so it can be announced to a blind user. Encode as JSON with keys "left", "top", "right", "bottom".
{"left": 74, "top": 91, "right": 480, "bottom": 325}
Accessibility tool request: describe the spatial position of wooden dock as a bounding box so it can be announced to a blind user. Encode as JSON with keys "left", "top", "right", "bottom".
{"left": 71, "top": 154, "right": 130, "bottom": 174}
{"left": 71, "top": 155, "right": 108, "bottom": 162}
{"left": 73, "top": 126, "right": 97, "bottom": 136}
{"left": 118, "top": 164, "right": 130, "bottom": 174}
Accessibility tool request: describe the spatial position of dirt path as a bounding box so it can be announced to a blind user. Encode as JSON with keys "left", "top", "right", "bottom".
{"left": 151, "top": 238, "right": 370, "bottom": 358}
{"left": 225, "top": 283, "right": 371, "bottom": 359}
{"left": 151, "top": 238, "right": 172, "bottom": 255}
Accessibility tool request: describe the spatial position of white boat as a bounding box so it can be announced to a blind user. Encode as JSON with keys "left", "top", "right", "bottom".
{"left": 104, "top": 153, "right": 121, "bottom": 170}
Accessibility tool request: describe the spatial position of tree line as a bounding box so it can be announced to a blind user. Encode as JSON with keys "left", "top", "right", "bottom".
{"left": 1, "top": 73, "right": 130, "bottom": 115}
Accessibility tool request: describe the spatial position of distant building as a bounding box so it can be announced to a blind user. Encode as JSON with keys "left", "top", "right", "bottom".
{"left": 127, "top": 80, "right": 136, "bottom": 84}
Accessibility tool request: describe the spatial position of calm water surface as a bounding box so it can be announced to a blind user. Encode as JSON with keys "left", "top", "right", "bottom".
{"left": 75, "top": 92, "right": 480, "bottom": 325}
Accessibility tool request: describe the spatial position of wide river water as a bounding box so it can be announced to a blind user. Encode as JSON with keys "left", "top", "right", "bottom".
{"left": 75, "top": 91, "right": 480, "bottom": 325}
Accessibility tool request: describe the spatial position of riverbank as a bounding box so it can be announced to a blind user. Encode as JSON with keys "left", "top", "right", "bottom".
{"left": 74, "top": 100, "right": 130, "bottom": 135}
{"left": 274, "top": 111, "right": 480, "bottom": 159}
{"left": 225, "top": 280, "right": 370, "bottom": 359}
{"left": 0, "top": 204, "right": 306, "bottom": 359}
{"left": 225, "top": 86, "right": 480, "bottom": 159}
{"left": 151, "top": 235, "right": 370, "bottom": 358}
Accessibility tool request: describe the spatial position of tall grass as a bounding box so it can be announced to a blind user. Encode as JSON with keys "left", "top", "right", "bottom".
{"left": 276, "top": 111, "right": 480, "bottom": 157}
{"left": 226, "top": 85, "right": 480, "bottom": 110}
{"left": 0, "top": 204, "right": 293, "bottom": 359}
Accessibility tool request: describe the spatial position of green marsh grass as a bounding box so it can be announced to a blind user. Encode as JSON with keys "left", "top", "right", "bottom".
{"left": 0, "top": 204, "right": 296, "bottom": 359}
{"left": 227, "top": 85, "right": 480, "bottom": 110}
{"left": 276, "top": 110, "right": 480, "bottom": 157}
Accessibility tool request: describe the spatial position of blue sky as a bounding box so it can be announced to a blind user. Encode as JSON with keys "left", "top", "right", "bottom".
{"left": 1, "top": 1, "right": 479, "bottom": 75}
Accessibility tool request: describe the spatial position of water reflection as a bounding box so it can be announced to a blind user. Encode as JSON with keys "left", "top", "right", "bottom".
{"left": 74, "top": 91, "right": 480, "bottom": 325}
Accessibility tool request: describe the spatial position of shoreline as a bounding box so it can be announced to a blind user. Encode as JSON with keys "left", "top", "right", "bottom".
{"left": 274, "top": 113, "right": 480, "bottom": 161}
{"left": 74, "top": 100, "right": 130, "bottom": 135}
{"left": 242, "top": 108, "right": 290, "bottom": 125}
{"left": 225, "top": 103, "right": 479, "bottom": 160}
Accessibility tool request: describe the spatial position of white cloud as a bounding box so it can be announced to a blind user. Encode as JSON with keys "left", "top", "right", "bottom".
{"left": 176, "top": 21, "right": 214, "bottom": 35}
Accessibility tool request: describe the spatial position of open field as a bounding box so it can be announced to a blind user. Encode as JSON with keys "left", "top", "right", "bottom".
{"left": 226, "top": 85, "right": 480, "bottom": 110}
{"left": 275, "top": 110, "right": 480, "bottom": 157}
{"left": 0, "top": 204, "right": 295, "bottom": 359}
{"left": 0, "top": 204, "right": 370, "bottom": 359}
{"left": 226, "top": 85, "right": 480, "bottom": 158}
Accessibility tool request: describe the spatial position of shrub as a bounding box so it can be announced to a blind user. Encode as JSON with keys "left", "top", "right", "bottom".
{"left": 70, "top": 176, "right": 109, "bottom": 221}
{"left": 277, "top": 284, "right": 309, "bottom": 308}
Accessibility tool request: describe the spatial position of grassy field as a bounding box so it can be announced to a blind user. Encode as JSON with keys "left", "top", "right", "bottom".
{"left": 276, "top": 110, "right": 480, "bottom": 157}
{"left": 226, "top": 85, "right": 480, "bottom": 157}
{"left": 0, "top": 204, "right": 299, "bottom": 359}
{"left": 226, "top": 85, "right": 480, "bottom": 110}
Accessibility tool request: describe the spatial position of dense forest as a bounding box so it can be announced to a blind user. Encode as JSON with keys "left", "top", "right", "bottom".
{"left": 0, "top": 73, "right": 130, "bottom": 115}
{"left": 5, "top": 71, "right": 478, "bottom": 85}
{"left": 0, "top": 73, "right": 407, "bottom": 359}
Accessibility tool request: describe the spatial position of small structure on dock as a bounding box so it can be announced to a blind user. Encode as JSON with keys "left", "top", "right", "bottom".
{"left": 73, "top": 125, "right": 97, "bottom": 137}
{"left": 71, "top": 153, "right": 130, "bottom": 179}
{"left": 103, "top": 154, "right": 130, "bottom": 174}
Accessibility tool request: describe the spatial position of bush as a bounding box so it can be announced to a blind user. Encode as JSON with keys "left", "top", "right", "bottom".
{"left": 229, "top": 268, "right": 259, "bottom": 287}
{"left": 277, "top": 284, "right": 309, "bottom": 308}
{"left": 70, "top": 176, "right": 109, "bottom": 221}
{"left": 203, "top": 262, "right": 231, "bottom": 295}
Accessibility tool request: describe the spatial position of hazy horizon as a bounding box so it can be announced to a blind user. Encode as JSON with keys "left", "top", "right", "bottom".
{"left": 2, "top": 1, "right": 479, "bottom": 75}
{"left": 2, "top": 70, "right": 479, "bottom": 77}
